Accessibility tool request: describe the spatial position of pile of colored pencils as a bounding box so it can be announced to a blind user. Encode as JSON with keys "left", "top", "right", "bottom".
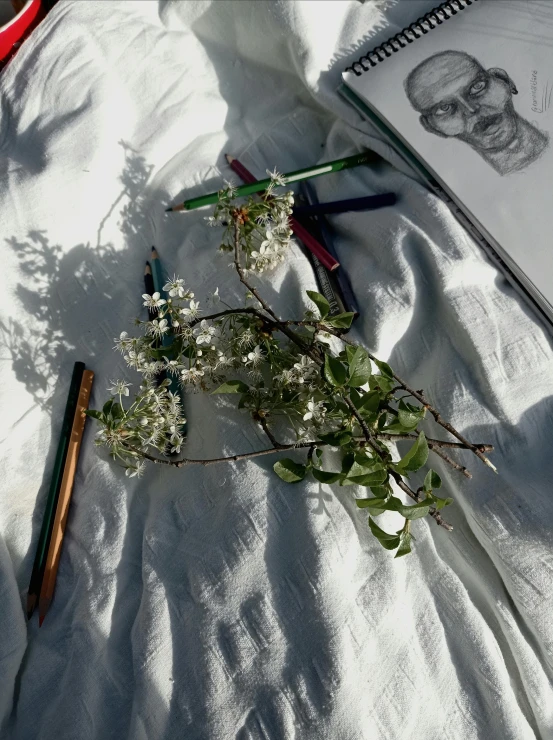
{"left": 165, "top": 149, "right": 397, "bottom": 324}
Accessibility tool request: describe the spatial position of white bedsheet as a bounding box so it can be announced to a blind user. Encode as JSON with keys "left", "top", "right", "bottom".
{"left": 1, "top": 1, "right": 553, "bottom": 738}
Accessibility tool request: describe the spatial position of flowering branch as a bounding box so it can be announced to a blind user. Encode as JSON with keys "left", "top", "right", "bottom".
{"left": 87, "top": 171, "right": 494, "bottom": 556}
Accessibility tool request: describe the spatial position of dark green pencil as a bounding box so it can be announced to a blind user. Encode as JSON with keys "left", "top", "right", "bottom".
{"left": 166, "top": 151, "right": 379, "bottom": 212}
{"left": 150, "top": 248, "right": 186, "bottom": 441}
{"left": 26, "top": 361, "right": 85, "bottom": 618}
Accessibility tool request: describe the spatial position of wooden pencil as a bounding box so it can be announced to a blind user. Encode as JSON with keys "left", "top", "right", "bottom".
{"left": 26, "top": 361, "right": 85, "bottom": 619}
{"left": 38, "top": 370, "right": 94, "bottom": 626}
{"left": 224, "top": 154, "right": 339, "bottom": 272}
{"left": 166, "top": 151, "right": 378, "bottom": 212}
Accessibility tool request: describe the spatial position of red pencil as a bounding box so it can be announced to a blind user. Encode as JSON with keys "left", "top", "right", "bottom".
{"left": 225, "top": 154, "right": 339, "bottom": 272}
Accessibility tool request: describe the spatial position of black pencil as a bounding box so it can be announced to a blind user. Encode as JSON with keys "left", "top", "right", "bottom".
{"left": 300, "top": 181, "right": 360, "bottom": 319}
{"left": 144, "top": 262, "right": 156, "bottom": 322}
{"left": 293, "top": 192, "right": 396, "bottom": 217}
{"left": 26, "top": 361, "right": 85, "bottom": 618}
{"left": 294, "top": 195, "right": 342, "bottom": 317}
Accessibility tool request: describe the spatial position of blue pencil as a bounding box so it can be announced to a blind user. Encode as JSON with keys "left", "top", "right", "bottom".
{"left": 300, "top": 182, "right": 360, "bottom": 319}
{"left": 293, "top": 192, "right": 396, "bottom": 217}
{"left": 150, "top": 247, "right": 186, "bottom": 441}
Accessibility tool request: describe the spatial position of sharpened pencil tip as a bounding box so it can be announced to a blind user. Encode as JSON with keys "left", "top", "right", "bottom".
{"left": 26, "top": 594, "right": 36, "bottom": 619}
{"left": 225, "top": 153, "right": 234, "bottom": 164}
{"left": 144, "top": 262, "right": 152, "bottom": 275}
{"left": 39, "top": 615, "right": 44, "bottom": 627}
{"left": 165, "top": 207, "right": 172, "bottom": 212}
{"left": 151, "top": 247, "right": 159, "bottom": 259}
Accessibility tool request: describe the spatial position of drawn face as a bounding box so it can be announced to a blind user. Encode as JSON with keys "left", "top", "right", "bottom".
{"left": 408, "top": 54, "right": 518, "bottom": 151}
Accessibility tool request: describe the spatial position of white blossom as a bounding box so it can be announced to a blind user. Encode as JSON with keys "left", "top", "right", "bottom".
{"left": 194, "top": 320, "right": 216, "bottom": 345}
{"left": 266, "top": 168, "right": 286, "bottom": 187}
{"left": 142, "top": 292, "right": 167, "bottom": 310}
{"left": 113, "top": 331, "right": 132, "bottom": 353}
{"left": 180, "top": 299, "right": 201, "bottom": 321}
{"left": 107, "top": 380, "right": 131, "bottom": 396}
{"left": 214, "top": 350, "right": 233, "bottom": 370}
{"left": 236, "top": 328, "right": 255, "bottom": 348}
{"left": 293, "top": 355, "right": 318, "bottom": 382}
{"left": 245, "top": 345, "right": 264, "bottom": 367}
{"left": 125, "top": 461, "right": 146, "bottom": 478}
{"left": 222, "top": 179, "right": 237, "bottom": 198}
{"left": 207, "top": 287, "right": 220, "bottom": 306}
{"left": 181, "top": 366, "right": 205, "bottom": 384}
{"left": 147, "top": 318, "right": 170, "bottom": 338}
{"left": 163, "top": 357, "right": 181, "bottom": 376}
{"left": 163, "top": 275, "right": 187, "bottom": 299}
{"left": 303, "top": 399, "right": 326, "bottom": 423}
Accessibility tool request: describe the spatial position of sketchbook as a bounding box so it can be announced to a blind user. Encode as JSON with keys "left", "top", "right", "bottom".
{"left": 341, "top": 0, "right": 553, "bottom": 327}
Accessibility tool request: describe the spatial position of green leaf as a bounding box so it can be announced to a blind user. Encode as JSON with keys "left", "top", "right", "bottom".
{"left": 368, "top": 518, "right": 401, "bottom": 550}
{"left": 423, "top": 469, "right": 442, "bottom": 492}
{"left": 306, "top": 290, "right": 330, "bottom": 319}
{"left": 324, "top": 312, "right": 355, "bottom": 329}
{"left": 370, "top": 484, "right": 392, "bottom": 499}
{"left": 324, "top": 354, "right": 347, "bottom": 387}
{"left": 353, "top": 452, "right": 381, "bottom": 469}
{"left": 354, "top": 390, "right": 381, "bottom": 416}
{"left": 397, "top": 399, "right": 425, "bottom": 430}
{"left": 340, "top": 452, "right": 355, "bottom": 476}
{"left": 212, "top": 380, "right": 249, "bottom": 394}
{"left": 103, "top": 399, "right": 114, "bottom": 416}
{"left": 394, "top": 530, "right": 412, "bottom": 558}
{"left": 318, "top": 429, "right": 352, "bottom": 447}
{"left": 356, "top": 495, "right": 401, "bottom": 512}
{"left": 358, "top": 494, "right": 430, "bottom": 520}
{"left": 431, "top": 495, "right": 453, "bottom": 510}
{"left": 346, "top": 346, "right": 372, "bottom": 387}
{"left": 273, "top": 459, "right": 307, "bottom": 483}
{"left": 110, "top": 402, "right": 124, "bottom": 420}
{"left": 400, "top": 500, "right": 431, "bottom": 520}
{"left": 372, "top": 358, "right": 394, "bottom": 379}
{"left": 85, "top": 409, "right": 103, "bottom": 421}
{"left": 374, "top": 374, "right": 394, "bottom": 394}
{"left": 344, "top": 468, "right": 388, "bottom": 487}
{"left": 381, "top": 421, "right": 416, "bottom": 434}
{"left": 312, "top": 469, "right": 342, "bottom": 484}
{"left": 396, "top": 432, "right": 429, "bottom": 473}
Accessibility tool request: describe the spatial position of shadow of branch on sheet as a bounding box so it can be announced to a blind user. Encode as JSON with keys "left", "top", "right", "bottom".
{"left": 1, "top": 141, "right": 185, "bottom": 739}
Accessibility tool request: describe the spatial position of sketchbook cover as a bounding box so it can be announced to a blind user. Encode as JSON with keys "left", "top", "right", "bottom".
{"left": 342, "top": 0, "right": 553, "bottom": 321}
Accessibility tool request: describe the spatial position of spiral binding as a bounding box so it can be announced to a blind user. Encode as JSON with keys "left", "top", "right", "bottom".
{"left": 345, "top": 0, "right": 478, "bottom": 76}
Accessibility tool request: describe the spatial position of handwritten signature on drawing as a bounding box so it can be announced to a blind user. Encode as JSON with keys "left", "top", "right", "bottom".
{"left": 531, "top": 71, "right": 552, "bottom": 113}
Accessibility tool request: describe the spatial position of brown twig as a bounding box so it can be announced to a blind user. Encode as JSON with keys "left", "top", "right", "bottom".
{"left": 342, "top": 396, "right": 453, "bottom": 532}
{"left": 377, "top": 433, "right": 493, "bottom": 452}
{"left": 258, "top": 415, "right": 281, "bottom": 448}
{"left": 121, "top": 441, "right": 314, "bottom": 468}
{"left": 232, "top": 222, "right": 321, "bottom": 363}
{"left": 390, "top": 473, "right": 454, "bottom": 531}
{"left": 330, "top": 332, "right": 496, "bottom": 473}
{"left": 427, "top": 443, "right": 472, "bottom": 479}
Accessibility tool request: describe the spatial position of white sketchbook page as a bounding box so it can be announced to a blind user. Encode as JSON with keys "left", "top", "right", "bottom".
{"left": 343, "top": 0, "right": 553, "bottom": 307}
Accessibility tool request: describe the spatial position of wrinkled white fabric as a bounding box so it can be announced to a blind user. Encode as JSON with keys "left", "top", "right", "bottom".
{"left": 1, "top": 1, "right": 552, "bottom": 738}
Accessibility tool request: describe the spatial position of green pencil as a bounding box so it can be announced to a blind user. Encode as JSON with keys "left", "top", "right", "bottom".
{"left": 166, "top": 151, "right": 379, "bottom": 212}
{"left": 26, "top": 361, "right": 85, "bottom": 618}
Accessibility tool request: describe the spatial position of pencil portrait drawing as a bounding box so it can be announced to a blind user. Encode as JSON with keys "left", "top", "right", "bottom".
{"left": 404, "top": 50, "right": 549, "bottom": 175}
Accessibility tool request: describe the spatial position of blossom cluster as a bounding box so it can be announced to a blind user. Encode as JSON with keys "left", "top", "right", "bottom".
{"left": 208, "top": 171, "right": 295, "bottom": 273}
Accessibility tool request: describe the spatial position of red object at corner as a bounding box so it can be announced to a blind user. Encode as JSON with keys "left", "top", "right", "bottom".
{"left": 0, "top": 0, "right": 45, "bottom": 67}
